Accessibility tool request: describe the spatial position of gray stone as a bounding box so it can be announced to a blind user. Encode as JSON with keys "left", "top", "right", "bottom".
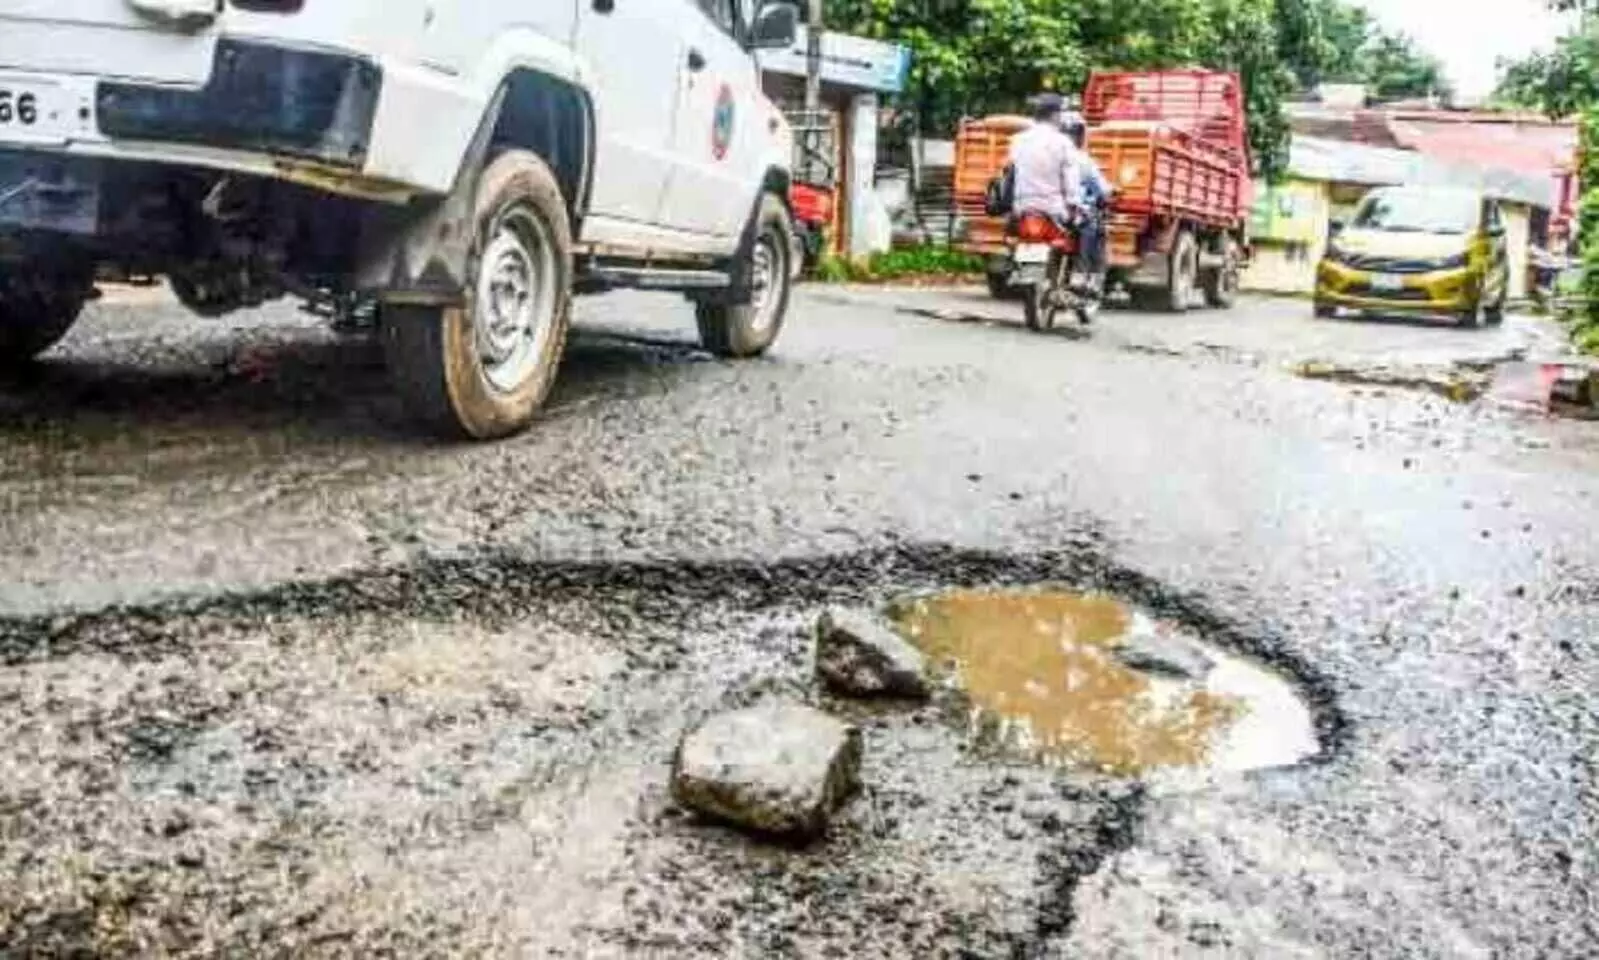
{"left": 671, "top": 703, "right": 862, "bottom": 839}
{"left": 1113, "top": 631, "right": 1216, "bottom": 681}
{"left": 815, "top": 608, "right": 931, "bottom": 699}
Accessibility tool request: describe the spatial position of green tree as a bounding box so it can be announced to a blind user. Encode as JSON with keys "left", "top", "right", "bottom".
{"left": 1360, "top": 31, "right": 1451, "bottom": 102}
{"left": 1496, "top": 36, "right": 1599, "bottom": 118}
{"left": 825, "top": 0, "right": 1443, "bottom": 180}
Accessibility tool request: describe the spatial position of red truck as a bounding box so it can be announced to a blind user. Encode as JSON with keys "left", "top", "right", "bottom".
{"left": 955, "top": 69, "right": 1253, "bottom": 311}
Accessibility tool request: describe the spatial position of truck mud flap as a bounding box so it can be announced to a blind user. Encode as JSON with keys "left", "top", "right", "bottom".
{"left": 353, "top": 87, "right": 508, "bottom": 304}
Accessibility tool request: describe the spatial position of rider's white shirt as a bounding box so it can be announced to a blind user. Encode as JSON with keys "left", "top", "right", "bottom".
{"left": 1008, "top": 121, "right": 1083, "bottom": 219}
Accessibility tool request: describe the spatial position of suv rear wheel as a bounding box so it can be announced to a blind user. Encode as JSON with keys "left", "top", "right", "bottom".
{"left": 0, "top": 273, "right": 92, "bottom": 368}
{"left": 383, "top": 150, "right": 573, "bottom": 440}
{"left": 696, "top": 193, "right": 793, "bottom": 358}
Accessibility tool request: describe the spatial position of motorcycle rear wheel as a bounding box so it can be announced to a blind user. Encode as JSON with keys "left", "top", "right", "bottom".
{"left": 1022, "top": 283, "right": 1058, "bottom": 331}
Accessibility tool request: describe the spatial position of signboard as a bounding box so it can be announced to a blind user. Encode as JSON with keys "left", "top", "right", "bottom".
{"left": 758, "top": 27, "right": 912, "bottom": 95}
{"left": 1249, "top": 180, "right": 1323, "bottom": 243}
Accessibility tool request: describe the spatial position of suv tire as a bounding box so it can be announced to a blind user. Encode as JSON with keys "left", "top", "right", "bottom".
{"left": 383, "top": 150, "right": 573, "bottom": 440}
{"left": 0, "top": 280, "right": 90, "bottom": 368}
{"left": 696, "top": 193, "right": 793, "bottom": 358}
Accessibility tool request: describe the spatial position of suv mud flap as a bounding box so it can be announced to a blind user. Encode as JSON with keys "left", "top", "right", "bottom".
{"left": 0, "top": 153, "right": 100, "bottom": 237}
{"left": 353, "top": 87, "right": 508, "bottom": 305}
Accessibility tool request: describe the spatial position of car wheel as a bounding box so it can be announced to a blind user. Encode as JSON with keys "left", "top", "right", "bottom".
{"left": 1162, "top": 230, "right": 1198, "bottom": 313}
{"left": 0, "top": 273, "right": 92, "bottom": 368}
{"left": 1457, "top": 298, "right": 1485, "bottom": 329}
{"left": 1313, "top": 301, "right": 1336, "bottom": 319}
{"left": 696, "top": 193, "right": 793, "bottom": 358}
{"left": 1485, "top": 290, "right": 1507, "bottom": 326}
{"left": 383, "top": 149, "right": 573, "bottom": 440}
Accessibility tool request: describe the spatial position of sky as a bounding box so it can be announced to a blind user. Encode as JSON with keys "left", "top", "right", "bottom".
{"left": 1354, "top": 0, "right": 1575, "bottom": 101}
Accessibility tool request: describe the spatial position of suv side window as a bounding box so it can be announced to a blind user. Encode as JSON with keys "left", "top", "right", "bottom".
{"left": 696, "top": 0, "right": 740, "bottom": 37}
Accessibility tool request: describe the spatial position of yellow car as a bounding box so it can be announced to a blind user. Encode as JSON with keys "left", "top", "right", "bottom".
{"left": 1314, "top": 186, "right": 1511, "bottom": 327}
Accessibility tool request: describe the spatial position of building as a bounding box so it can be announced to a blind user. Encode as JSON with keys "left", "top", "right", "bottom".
{"left": 1245, "top": 136, "right": 1551, "bottom": 298}
{"left": 1244, "top": 98, "right": 1578, "bottom": 298}
{"left": 758, "top": 28, "right": 912, "bottom": 258}
{"left": 1288, "top": 100, "right": 1577, "bottom": 223}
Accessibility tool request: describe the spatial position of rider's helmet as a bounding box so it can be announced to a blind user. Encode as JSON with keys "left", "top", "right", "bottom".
{"left": 1059, "top": 110, "right": 1088, "bottom": 148}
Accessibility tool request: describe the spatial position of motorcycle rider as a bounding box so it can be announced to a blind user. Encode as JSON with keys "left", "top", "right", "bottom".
{"left": 1007, "top": 93, "right": 1084, "bottom": 241}
{"left": 1060, "top": 110, "right": 1112, "bottom": 293}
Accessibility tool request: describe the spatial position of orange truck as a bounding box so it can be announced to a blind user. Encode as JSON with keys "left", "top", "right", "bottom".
{"left": 954, "top": 70, "right": 1253, "bottom": 311}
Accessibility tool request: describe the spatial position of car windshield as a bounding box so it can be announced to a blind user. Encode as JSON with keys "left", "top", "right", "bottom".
{"left": 1351, "top": 189, "right": 1479, "bottom": 234}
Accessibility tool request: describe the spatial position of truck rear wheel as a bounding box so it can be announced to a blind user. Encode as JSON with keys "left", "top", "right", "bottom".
{"left": 696, "top": 194, "right": 793, "bottom": 358}
{"left": 0, "top": 278, "right": 90, "bottom": 367}
{"left": 382, "top": 150, "right": 572, "bottom": 440}
{"left": 1201, "top": 236, "right": 1240, "bottom": 309}
{"left": 1161, "top": 230, "right": 1198, "bottom": 313}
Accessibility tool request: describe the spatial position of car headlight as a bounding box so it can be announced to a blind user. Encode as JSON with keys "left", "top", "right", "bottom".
{"left": 1437, "top": 252, "right": 1468, "bottom": 270}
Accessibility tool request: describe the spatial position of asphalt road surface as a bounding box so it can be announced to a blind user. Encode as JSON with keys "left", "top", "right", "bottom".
{"left": 1, "top": 285, "right": 1595, "bottom": 957}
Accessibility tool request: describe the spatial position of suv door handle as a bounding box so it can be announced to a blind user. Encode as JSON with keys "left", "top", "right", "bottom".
{"left": 125, "top": 0, "right": 220, "bottom": 28}
{"left": 687, "top": 49, "right": 707, "bottom": 72}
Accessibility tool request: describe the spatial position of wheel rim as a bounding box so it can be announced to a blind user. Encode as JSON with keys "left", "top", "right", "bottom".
{"left": 748, "top": 232, "right": 784, "bottom": 336}
{"left": 474, "top": 206, "right": 557, "bottom": 395}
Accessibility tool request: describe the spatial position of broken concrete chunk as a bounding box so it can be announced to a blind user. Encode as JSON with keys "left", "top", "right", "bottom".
{"left": 671, "top": 703, "right": 862, "bottom": 839}
{"left": 1113, "top": 630, "right": 1216, "bottom": 681}
{"left": 816, "top": 608, "right": 931, "bottom": 700}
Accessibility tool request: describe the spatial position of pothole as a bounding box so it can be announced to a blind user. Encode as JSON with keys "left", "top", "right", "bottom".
{"left": 889, "top": 587, "right": 1319, "bottom": 777}
{"left": 1292, "top": 360, "right": 1490, "bottom": 403}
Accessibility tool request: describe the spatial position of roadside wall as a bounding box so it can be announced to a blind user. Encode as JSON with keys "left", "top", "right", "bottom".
{"left": 1241, "top": 178, "right": 1332, "bottom": 294}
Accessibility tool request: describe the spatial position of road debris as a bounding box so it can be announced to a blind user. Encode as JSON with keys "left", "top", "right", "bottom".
{"left": 816, "top": 607, "right": 931, "bottom": 700}
{"left": 671, "top": 702, "right": 863, "bottom": 840}
{"left": 1487, "top": 361, "right": 1570, "bottom": 413}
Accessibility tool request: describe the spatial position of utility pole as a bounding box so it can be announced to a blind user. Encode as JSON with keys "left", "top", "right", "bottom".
{"left": 804, "top": 3, "right": 823, "bottom": 116}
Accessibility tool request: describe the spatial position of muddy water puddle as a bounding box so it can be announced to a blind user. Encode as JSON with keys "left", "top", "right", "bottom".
{"left": 891, "top": 588, "right": 1317, "bottom": 777}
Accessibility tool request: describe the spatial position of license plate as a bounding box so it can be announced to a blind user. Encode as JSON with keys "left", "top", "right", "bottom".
{"left": 1370, "top": 273, "right": 1404, "bottom": 292}
{"left": 1014, "top": 243, "right": 1051, "bottom": 265}
{"left": 0, "top": 78, "right": 73, "bottom": 145}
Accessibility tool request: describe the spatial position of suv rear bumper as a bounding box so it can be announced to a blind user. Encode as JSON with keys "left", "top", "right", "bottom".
{"left": 1, "top": 38, "right": 475, "bottom": 201}
{"left": 97, "top": 39, "right": 382, "bottom": 170}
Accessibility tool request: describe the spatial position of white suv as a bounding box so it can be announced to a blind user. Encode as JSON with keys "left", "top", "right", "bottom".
{"left": 0, "top": 0, "right": 803, "bottom": 438}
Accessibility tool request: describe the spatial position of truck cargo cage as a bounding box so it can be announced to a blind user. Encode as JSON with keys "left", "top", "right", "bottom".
{"left": 1082, "top": 70, "right": 1249, "bottom": 167}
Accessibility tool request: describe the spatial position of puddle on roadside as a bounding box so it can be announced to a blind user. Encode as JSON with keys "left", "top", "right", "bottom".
{"left": 890, "top": 588, "right": 1318, "bottom": 777}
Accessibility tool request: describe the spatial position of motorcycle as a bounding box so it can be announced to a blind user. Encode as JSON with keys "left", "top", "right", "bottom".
{"left": 1007, "top": 209, "right": 1103, "bottom": 331}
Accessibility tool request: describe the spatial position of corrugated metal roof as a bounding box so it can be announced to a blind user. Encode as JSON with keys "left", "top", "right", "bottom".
{"left": 1385, "top": 116, "right": 1576, "bottom": 176}
{"left": 1288, "top": 135, "right": 1557, "bottom": 209}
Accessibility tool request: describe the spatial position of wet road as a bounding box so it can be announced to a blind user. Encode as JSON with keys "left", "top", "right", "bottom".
{"left": 2, "top": 286, "right": 1596, "bottom": 956}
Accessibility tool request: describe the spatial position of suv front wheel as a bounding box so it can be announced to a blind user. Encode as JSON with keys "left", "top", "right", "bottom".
{"left": 695, "top": 193, "right": 794, "bottom": 358}
{"left": 383, "top": 150, "right": 573, "bottom": 440}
